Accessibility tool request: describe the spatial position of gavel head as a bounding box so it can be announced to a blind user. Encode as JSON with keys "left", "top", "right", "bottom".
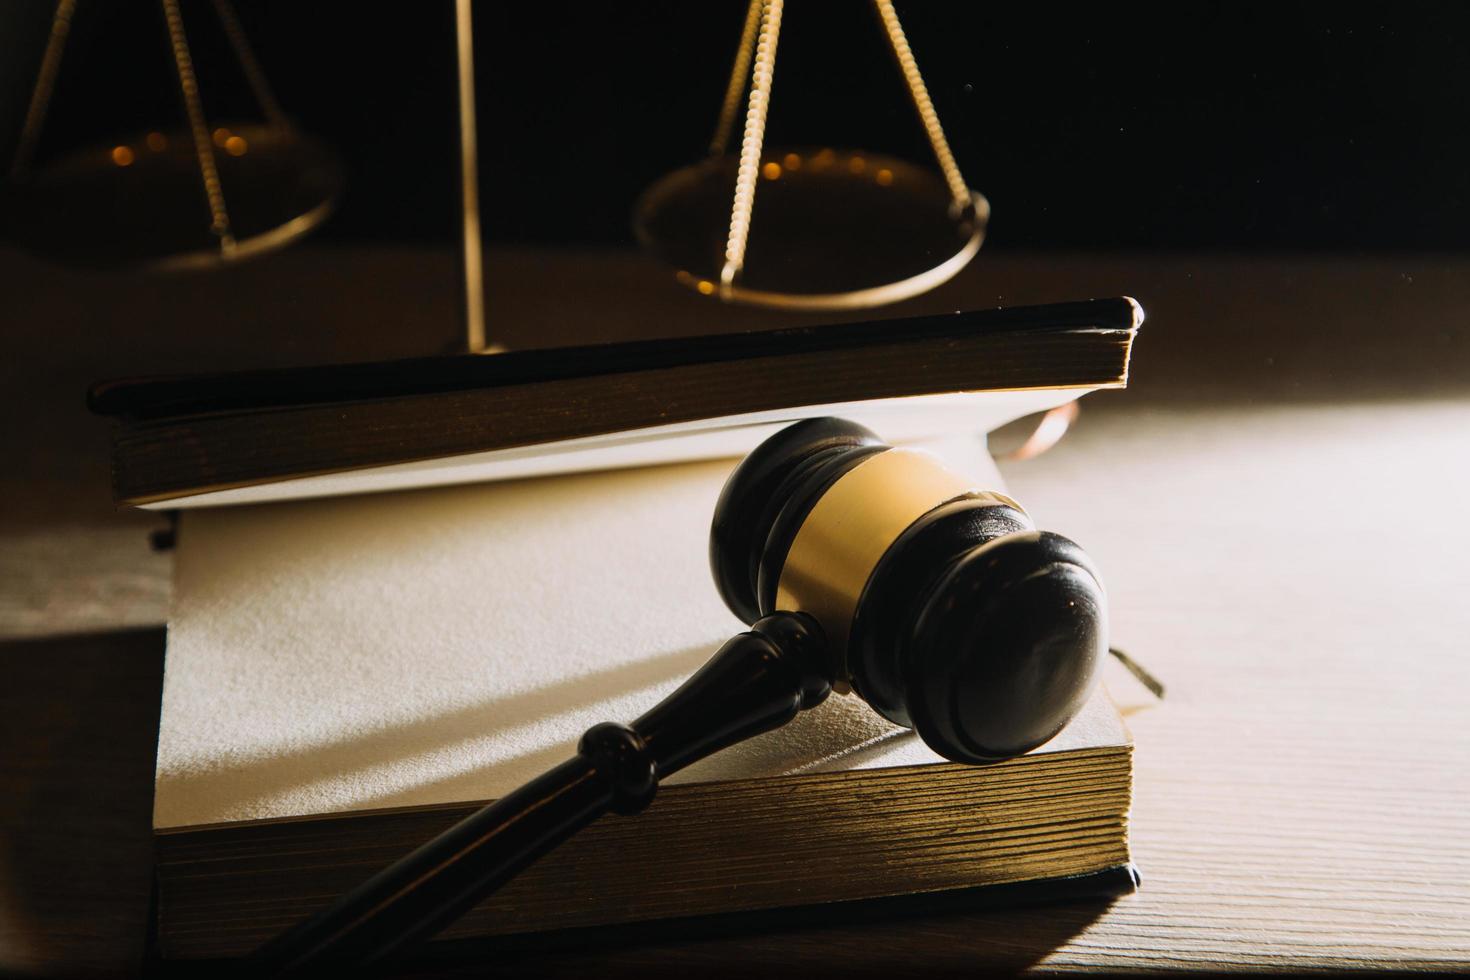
{"left": 710, "top": 417, "right": 1106, "bottom": 764}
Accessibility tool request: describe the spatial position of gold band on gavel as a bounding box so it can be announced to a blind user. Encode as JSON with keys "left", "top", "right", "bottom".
{"left": 775, "top": 448, "right": 1023, "bottom": 676}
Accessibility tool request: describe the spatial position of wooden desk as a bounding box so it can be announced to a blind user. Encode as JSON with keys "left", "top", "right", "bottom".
{"left": 3, "top": 248, "right": 1467, "bottom": 975}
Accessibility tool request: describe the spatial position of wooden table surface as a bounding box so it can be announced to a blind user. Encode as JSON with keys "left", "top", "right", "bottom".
{"left": 3, "top": 246, "right": 1468, "bottom": 975}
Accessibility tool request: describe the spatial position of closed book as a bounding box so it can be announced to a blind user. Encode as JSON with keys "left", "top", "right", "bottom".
{"left": 149, "top": 437, "right": 1134, "bottom": 960}
{"left": 91, "top": 297, "right": 1140, "bottom": 509}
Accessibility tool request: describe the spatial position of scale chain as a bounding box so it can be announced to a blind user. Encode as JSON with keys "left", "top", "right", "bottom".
{"left": 720, "top": 0, "right": 783, "bottom": 295}
{"left": 717, "top": 0, "right": 973, "bottom": 294}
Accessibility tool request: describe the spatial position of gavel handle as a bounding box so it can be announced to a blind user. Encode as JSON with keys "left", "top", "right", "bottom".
{"left": 250, "top": 613, "right": 831, "bottom": 974}
{"left": 251, "top": 753, "right": 616, "bottom": 972}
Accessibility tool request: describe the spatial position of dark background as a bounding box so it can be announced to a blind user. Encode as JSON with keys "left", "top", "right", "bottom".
{"left": 3, "top": 0, "right": 1470, "bottom": 252}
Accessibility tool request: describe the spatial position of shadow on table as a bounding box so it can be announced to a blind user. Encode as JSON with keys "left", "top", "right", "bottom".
{"left": 394, "top": 877, "right": 1130, "bottom": 979}
{"left": 0, "top": 627, "right": 165, "bottom": 978}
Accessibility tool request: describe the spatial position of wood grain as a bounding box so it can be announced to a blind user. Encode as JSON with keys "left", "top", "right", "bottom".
{"left": 3, "top": 247, "right": 1470, "bottom": 974}
{"left": 0, "top": 630, "right": 163, "bottom": 977}
{"left": 997, "top": 399, "right": 1470, "bottom": 973}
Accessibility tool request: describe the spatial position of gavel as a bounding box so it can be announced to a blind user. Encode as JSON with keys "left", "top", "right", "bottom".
{"left": 253, "top": 417, "right": 1107, "bottom": 973}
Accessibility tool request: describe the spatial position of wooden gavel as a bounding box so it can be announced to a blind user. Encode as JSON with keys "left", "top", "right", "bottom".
{"left": 253, "top": 417, "right": 1107, "bottom": 973}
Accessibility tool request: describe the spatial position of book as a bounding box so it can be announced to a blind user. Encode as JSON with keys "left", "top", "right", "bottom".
{"left": 149, "top": 436, "right": 1134, "bottom": 960}
{"left": 90, "top": 297, "right": 1140, "bottom": 508}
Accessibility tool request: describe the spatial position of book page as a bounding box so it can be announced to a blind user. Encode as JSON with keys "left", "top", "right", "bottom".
{"left": 147, "top": 388, "right": 1090, "bottom": 509}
